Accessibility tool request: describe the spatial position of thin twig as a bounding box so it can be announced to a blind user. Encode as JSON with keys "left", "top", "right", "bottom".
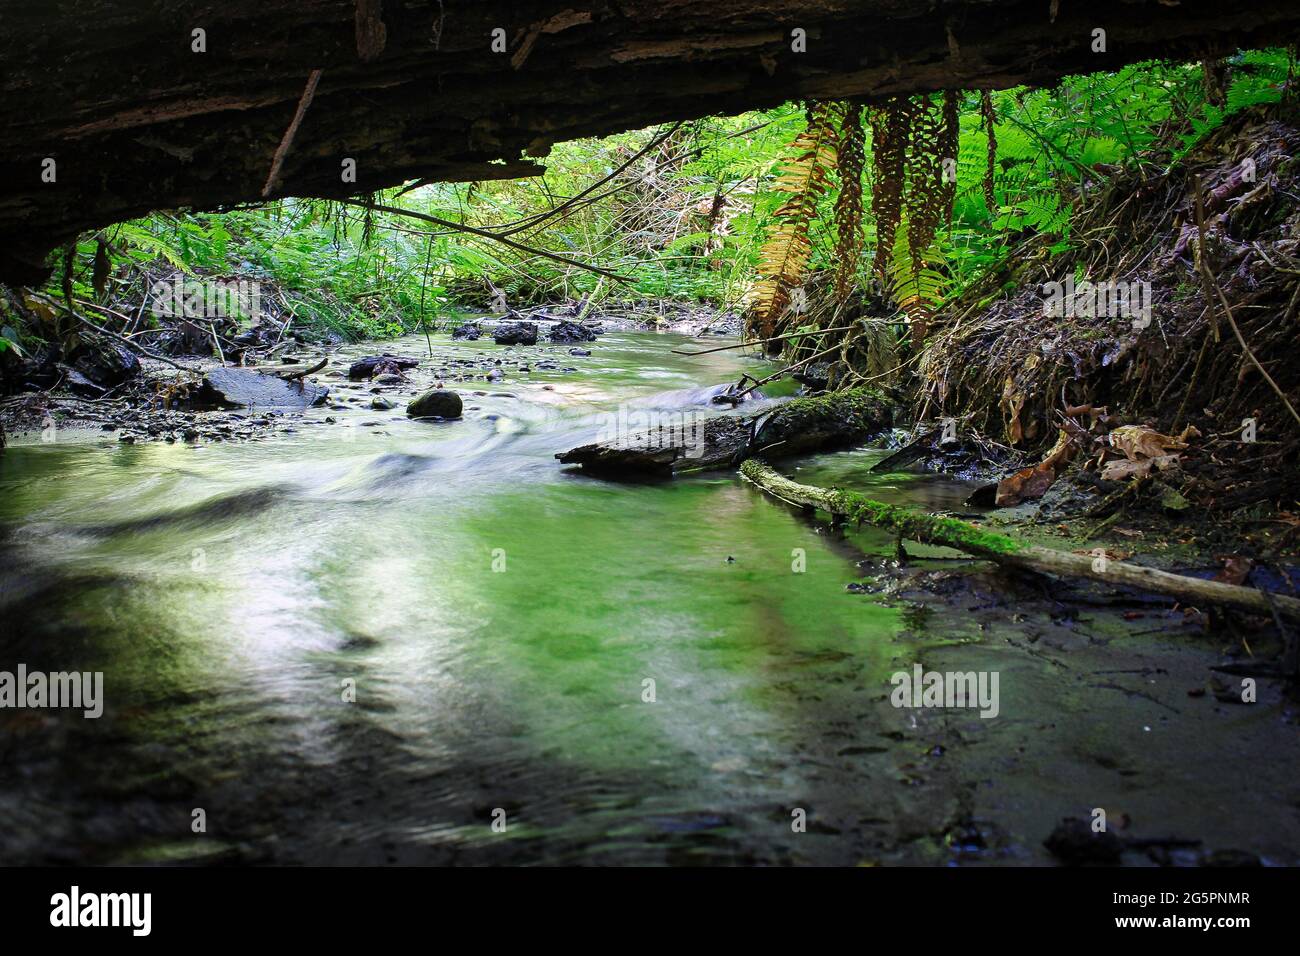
{"left": 262, "top": 69, "right": 324, "bottom": 198}
{"left": 1192, "top": 175, "right": 1300, "bottom": 431}
{"left": 492, "top": 123, "right": 684, "bottom": 238}
{"left": 339, "top": 199, "right": 631, "bottom": 283}
{"left": 672, "top": 324, "right": 858, "bottom": 355}
{"left": 734, "top": 344, "right": 841, "bottom": 399}
{"left": 280, "top": 357, "right": 327, "bottom": 380}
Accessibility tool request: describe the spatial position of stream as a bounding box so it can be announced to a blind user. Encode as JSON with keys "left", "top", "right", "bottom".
{"left": 2, "top": 329, "right": 1297, "bottom": 866}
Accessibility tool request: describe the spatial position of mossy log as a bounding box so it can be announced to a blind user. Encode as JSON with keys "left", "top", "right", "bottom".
{"left": 558, "top": 388, "right": 891, "bottom": 476}
{"left": 740, "top": 460, "right": 1300, "bottom": 623}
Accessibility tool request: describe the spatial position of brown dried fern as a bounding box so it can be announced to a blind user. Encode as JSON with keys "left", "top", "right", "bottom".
{"left": 746, "top": 100, "right": 840, "bottom": 341}
{"left": 834, "top": 104, "right": 866, "bottom": 302}
{"left": 867, "top": 97, "right": 911, "bottom": 282}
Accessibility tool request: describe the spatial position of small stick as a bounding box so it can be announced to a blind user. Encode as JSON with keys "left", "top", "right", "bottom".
{"left": 671, "top": 324, "right": 858, "bottom": 355}
{"left": 207, "top": 320, "right": 226, "bottom": 365}
{"left": 262, "top": 69, "right": 324, "bottom": 198}
{"left": 279, "top": 357, "right": 327, "bottom": 380}
{"left": 733, "top": 344, "right": 840, "bottom": 400}
{"left": 273, "top": 292, "right": 298, "bottom": 346}
{"left": 1193, "top": 175, "right": 1300, "bottom": 431}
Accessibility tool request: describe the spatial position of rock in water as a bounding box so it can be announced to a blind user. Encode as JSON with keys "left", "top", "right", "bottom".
{"left": 493, "top": 322, "right": 537, "bottom": 345}
{"left": 192, "top": 368, "right": 329, "bottom": 410}
{"left": 793, "top": 361, "right": 832, "bottom": 393}
{"left": 347, "top": 354, "right": 420, "bottom": 380}
{"left": 451, "top": 322, "right": 482, "bottom": 340}
{"left": 548, "top": 320, "right": 597, "bottom": 343}
{"left": 407, "top": 388, "right": 463, "bottom": 419}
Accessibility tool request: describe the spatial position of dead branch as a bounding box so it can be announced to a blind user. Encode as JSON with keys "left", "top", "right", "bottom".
{"left": 741, "top": 459, "right": 1300, "bottom": 623}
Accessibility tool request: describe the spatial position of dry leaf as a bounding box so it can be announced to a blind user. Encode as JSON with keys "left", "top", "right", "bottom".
{"left": 995, "top": 429, "right": 1078, "bottom": 506}
{"left": 1108, "top": 424, "right": 1189, "bottom": 461}
{"left": 1099, "top": 453, "right": 1180, "bottom": 481}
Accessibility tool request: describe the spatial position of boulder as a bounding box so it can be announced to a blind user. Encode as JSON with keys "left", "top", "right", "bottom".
{"left": 407, "top": 388, "right": 463, "bottom": 420}
{"left": 347, "top": 354, "right": 419, "bottom": 380}
{"left": 61, "top": 367, "right": 105, "bottom": 398}
{"left": 493, "top": 322, "right": 537, "bottom": 346}
{"left": 548, "top": 320, "right": 598, "bottom": 343}
{"left": 71, "top": 340, "right": 140, "bottom": 388}
{"left": 451, "top": 322, "right": 482, "bottom": 340}
{"left": 191, "top": 368, "right": 328, "bottom": 410}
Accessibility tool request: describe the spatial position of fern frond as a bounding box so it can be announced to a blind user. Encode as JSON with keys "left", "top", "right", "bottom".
{"left": 746, "top": 101, "right": 840, "bottom": 340}
{"left": 833, "top": 104, "right": 866, "bottom": 302}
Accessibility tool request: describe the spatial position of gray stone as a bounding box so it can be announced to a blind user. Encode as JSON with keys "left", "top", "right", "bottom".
{"left": 407, "top": 388, "right": 463, "bottom": 420}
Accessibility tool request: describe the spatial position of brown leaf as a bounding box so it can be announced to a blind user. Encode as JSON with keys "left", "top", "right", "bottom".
{"left": 1099, "top": 453, "right": 1180, "bottom": 481}
{"left": 1108, "top": 425, "right": 1189, "bottom": 461}
{"left": 994, "top": 429, "right": 1078, "bottom": 506}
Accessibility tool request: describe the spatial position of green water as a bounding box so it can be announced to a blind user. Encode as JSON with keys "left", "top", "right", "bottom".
{"left": 0, "top": 329, "right": 981, "bottom": 864}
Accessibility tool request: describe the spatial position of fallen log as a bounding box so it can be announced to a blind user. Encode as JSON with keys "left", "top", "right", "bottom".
{"left": 869, "top": 426, "right": 940, "bottom": 473}
{"left": 558, "top": 388, "right": 892, "bottom": 476}
{"left": 739, "top": 460, "right": 1300, "bottom": 623}
{"left": 8, "top": 1, "right": 1300, "bottom": 284}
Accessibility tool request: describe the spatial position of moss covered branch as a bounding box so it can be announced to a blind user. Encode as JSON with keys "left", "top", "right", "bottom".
{"left": 740, "top": 460, "right": 1300, "bottom": 623}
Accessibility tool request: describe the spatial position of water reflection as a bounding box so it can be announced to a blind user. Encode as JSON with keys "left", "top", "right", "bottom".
{"left": 0, "top": 330, "right": 977, "bottom": 864}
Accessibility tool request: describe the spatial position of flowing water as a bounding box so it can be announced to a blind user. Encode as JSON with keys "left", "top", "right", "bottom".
{"left": 0, "top": 329, "right": 1046, "bottom": 864}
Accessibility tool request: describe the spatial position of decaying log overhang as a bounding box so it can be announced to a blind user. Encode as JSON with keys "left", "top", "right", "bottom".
{"left": 2, "top": 1, "right": 1299, "bottom": 284}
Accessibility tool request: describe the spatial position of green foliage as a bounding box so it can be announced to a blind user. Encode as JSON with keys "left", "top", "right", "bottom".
{"left": 885, "top": 223, "right": 946, "bottom": 319}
